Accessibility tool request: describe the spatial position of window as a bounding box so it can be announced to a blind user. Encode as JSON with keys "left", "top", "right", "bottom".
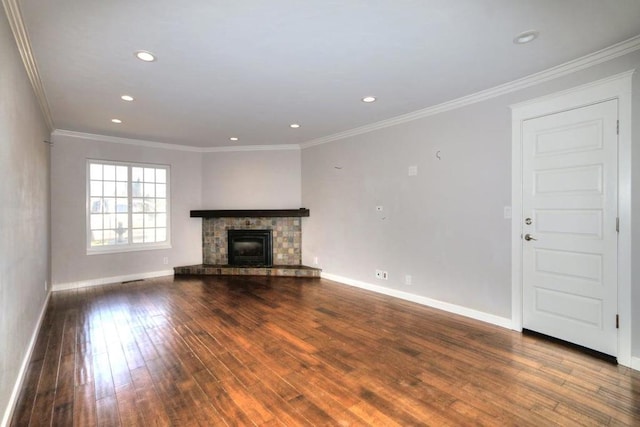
{"left": 87, "top": 160, "right": 170, "bottom": 253}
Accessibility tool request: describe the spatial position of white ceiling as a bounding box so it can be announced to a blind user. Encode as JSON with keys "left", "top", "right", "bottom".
{"left": 16, "top": 0, "right": 640, "bottom": 148}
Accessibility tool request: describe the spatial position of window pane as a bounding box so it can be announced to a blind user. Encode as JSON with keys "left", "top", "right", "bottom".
{"left": 90, "top": 198, "right": 103, "bottom": 213}
{"left": 91, "top": 230, "right": 103, "bottom": 246}
{"left": 90, "top": 214, "right": 103, "bottom": 230}
{"left": 132, "top": 214, "right": 144, "bottom": 228}
{"left": 144, "top": 199, "right": 155, "bottom": 212}
{"left": 132, "top": 198, "right": 144, "bottom": 213}
{"left": 156, "top": 169, "right": 166, "bottom": 183}
{"left": 132, "top": 167, "right": 143, "bottom": 182}
{"left": 132, "top": 182, "right": 142, "bottom": 197}
{"left": 115, "top": 226, "right": 128, "bottom": 244}
{"left": 103, "top": 213, "right": 116, "bottom": 229}
{"left": 103, "top": 198, "right": 116, "bottom": 213}
{"left": 116, "top": 198, "right": 128, "bottom": 213}
{"left": 90, "top": 181, "right": 102, "bottom": 197}
{"left": 144, "top": 228, "right": 156, "bottom": 243}
{"left": 104, "top": 229, "right": 116, "bottom": 244}
{"left": 145, "top": 214, "right": 156, "bottom": 228}
{"left": 156, "top": 228, "right": 167, "bottom": 242}
{"left": 156, "top": 213, "right": 166, "bottom": 228}
{"left": 132, "top": 229, "right": 144, "bottom": 243}
{"left": 144, "top": 168, "right": 155, "bottom": 182}
{"left": 104, "top": 165, "right": 116, "bottom": 181}
{"left": 143, "top": 183, "right": 155, "bottom": 197}
{"left": 116, "top": 182, "right": 127, "bottom": 197}
{"left": 115, "top": 231, "right": 128, "bottom": 244}
{"left": 116, "top": 166, "right": 128, "bottom": 181}
{"left": 156, "top": 184, "right": 166, "bottom": 198}
{"left": 156, "top": 199, "right": 166, "bottom": 213}
{"left": 116, "top": 214, "right": 128, "bottom": 228}
{"left": 90, "top": 163, "right": 102, "bottom": 180}
{"left": 104, "top": 181, "right": 116, "bottom": 197}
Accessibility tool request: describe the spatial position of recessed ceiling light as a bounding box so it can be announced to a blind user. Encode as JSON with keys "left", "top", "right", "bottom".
{"left": 230, "top": 137, "right": 239, "bottom": 141}
{"left": 135, "top": 50, "right": 156, "bottom": 62}
{"left": 362, "top": 96, "right": 377, "bottom": 103}
{"left": 111, "top": 118, "right": 122, "bottom": 124}
{"left": 121, "top": 95, "right": 134, "bottom": 102}
{"left": 513, "top": 30, "right": 539, "bottom": 44}
{"left": 290, "top": 123, "right": 301, "bottom": 129}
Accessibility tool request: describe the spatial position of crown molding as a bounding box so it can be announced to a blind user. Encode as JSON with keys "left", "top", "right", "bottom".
{"left": 52, "top": 129, "right": 300, "bottom": 153}
{"left": 2, "top": 0, "right": 54, "bottom": 131}
{"left": 200, "top": 144, "right": 300, "bottom": 153}
{"left": 300, "top": 34, "right": 640, "bottom": 149}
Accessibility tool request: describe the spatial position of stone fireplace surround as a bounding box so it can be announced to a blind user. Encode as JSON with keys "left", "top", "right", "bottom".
{"left": 174, "top": 209, "right": 321, "bottom": 278}
{"left": 205, "top": 217, "right": 300, "bottom": 265}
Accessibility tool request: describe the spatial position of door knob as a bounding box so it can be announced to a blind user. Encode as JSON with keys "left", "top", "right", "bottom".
{"left": 524, "top": 234, "right": 537, "bottom": 241}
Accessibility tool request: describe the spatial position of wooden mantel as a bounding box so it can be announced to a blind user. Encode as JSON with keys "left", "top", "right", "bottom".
{"left": 190, "top": 208, "right": 310, "bottom": 218}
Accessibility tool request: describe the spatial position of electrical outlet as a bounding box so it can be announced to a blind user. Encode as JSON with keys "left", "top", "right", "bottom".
{"left": 408, "top": 165, "right": 418, "bottom": 176}
{"left": 314, "top": 257, "right": 319, "bottom": 265}
{"left": 163, "top": 257, "right": 169, "bottom": 265}
{"left": 405, "top": 275, "right": 412, "bottom": 285}
{"left": 375, "top": 270, "right": 383, "bottom": 279}
{"left": 382, "top": 271, "right": 388, "bottom": 280}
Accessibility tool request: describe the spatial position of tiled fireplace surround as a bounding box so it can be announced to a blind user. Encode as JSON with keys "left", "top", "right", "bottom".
{"left": 204, "top": 217, "right": 301, "bottom": 265}
{"left": 174, "top": 210, "right": 321, "bottom": 278}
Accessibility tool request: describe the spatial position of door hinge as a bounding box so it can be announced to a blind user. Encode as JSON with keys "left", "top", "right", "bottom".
{"left": 617, "top": 120, "right": 619, "bottom": 135}
{"left": 616, "top": 217, "right": 620, "bottom": 233}
{"left": 616, "top": 314, "right": 619, "bottom": 329}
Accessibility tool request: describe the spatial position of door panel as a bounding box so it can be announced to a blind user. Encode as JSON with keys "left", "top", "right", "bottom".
{"left": 522, "top": 99, "right": 618, "bottom": 356}
{"left": 534, "top": 209, "right": 602, "bottom": 237}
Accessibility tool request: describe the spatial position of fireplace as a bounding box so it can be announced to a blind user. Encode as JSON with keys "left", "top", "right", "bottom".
{"left": 227, "top": 229, "right": 273, "bottom": 266}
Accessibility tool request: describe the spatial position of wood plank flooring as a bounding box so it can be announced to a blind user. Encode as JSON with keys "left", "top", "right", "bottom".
{"left": 10, "top": 275, "right": 640, "bottom": 426}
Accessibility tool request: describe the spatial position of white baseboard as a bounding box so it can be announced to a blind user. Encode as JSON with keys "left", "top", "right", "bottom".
{"left": 1, "top": 290, "right": 51, "bottom": 427}
{"left": 321, "top": 272, "right": 513, "bottom": 330}
{"left": 631, "top": 357, "right": 640, "bottom": 372}
{"left": 52, "top": 269, "right": 174, "bottom": 292}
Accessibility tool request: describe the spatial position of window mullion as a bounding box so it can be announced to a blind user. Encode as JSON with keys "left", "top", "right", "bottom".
{"left": 128, "top": 165, "right": 133, "bottom": 245}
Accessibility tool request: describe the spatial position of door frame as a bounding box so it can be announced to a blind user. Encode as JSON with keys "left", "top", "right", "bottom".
{"left": 510, "top": 70, "right": 634, "bottom": 367}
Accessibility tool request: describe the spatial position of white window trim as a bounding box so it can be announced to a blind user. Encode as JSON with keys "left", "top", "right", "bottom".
{"left": 86, "top": 159, "right": 172, "bottom": 255}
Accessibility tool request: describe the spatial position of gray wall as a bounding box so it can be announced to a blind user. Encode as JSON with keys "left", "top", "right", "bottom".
{"left": 0, "top": 9, "right": 50, "bottom": 424}
{"left": 301, "top": 51, "right": 640, "bottom": 355}
{"left": 201, "top": 149, "right": 301, "bottom": 209}
{"left": 50, "top": 136, "right": 303, "bottom": 286}
{"left": 50, "top": 134, "right": 203, "bottom": 286}
{"left": 633, "top": 69, "right": 640, "bottom": 358}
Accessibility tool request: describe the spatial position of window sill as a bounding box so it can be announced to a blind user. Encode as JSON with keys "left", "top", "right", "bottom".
{"left": 87, "top": 242, "right": 172, "bottom": 255}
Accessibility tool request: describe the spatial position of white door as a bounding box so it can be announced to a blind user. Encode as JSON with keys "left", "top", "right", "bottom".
{"left": 521, "top": 99, "right": 618, "bottom": 357}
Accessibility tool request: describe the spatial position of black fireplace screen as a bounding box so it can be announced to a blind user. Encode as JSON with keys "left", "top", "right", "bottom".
{"left": 227, "top": 229, "right": 273, "bottom": 266}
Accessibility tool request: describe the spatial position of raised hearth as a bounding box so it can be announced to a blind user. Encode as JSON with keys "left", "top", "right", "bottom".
{"left": 174, "top": 264, "right": 321, "bottom": 278}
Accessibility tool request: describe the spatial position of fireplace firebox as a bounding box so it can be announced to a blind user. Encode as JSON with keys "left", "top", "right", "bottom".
{"left": 227, "top": 229, "right": 273, "bottom": 266}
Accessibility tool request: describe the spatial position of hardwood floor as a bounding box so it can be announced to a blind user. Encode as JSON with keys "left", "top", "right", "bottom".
{"left": 10, "top": 275, "right": 640, "bottom": 426}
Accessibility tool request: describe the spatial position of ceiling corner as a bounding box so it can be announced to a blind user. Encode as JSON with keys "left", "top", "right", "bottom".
{"left": 2, "top": 0, "right": 54, "bottom": 131}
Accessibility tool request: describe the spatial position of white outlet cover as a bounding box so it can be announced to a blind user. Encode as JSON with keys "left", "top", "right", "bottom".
{"left": 408, "top": 166, "right": 418, "bottom": 176}
{"left": 504, "top": 206, "right": 512, "bottom": 219}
